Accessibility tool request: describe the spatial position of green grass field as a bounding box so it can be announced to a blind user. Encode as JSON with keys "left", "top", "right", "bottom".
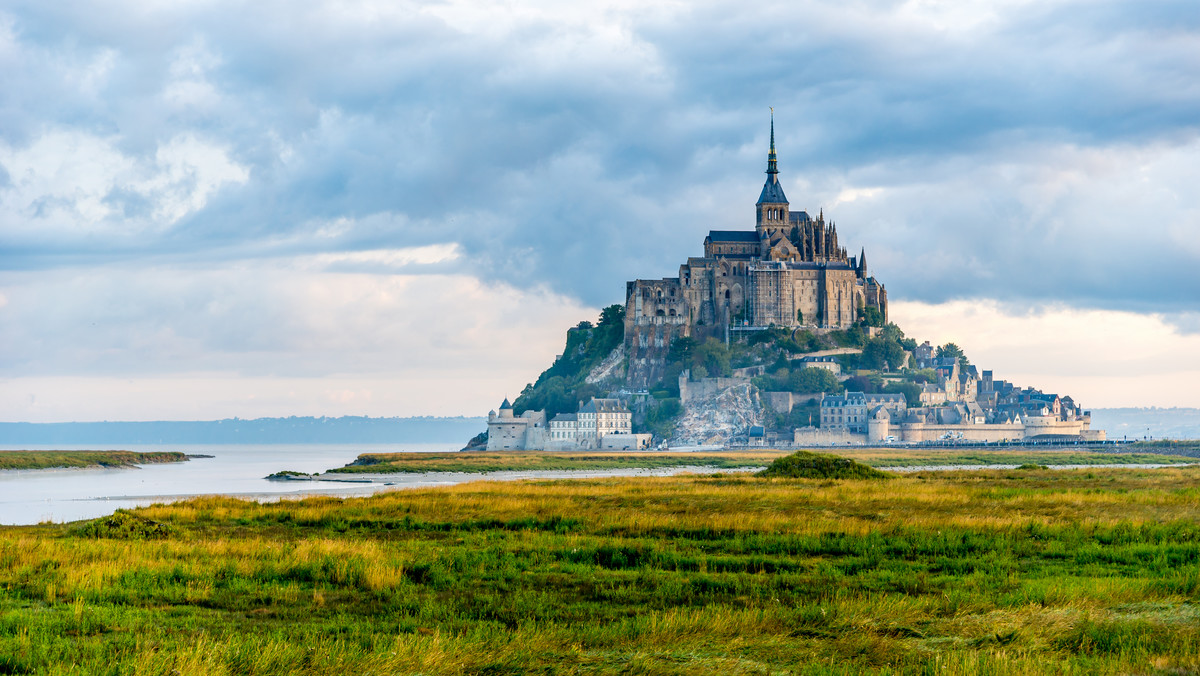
{"left": 2, "top": 459, "right": 1199, "bottom": 674}
{"left": 326, "top": 450, "right": 789, "bottom": 474}
{"left": 0, "top": 450, "right": 189, "bottom": 471}
{"left": 321, "top": 448, "right": 1192, "bottom": 475}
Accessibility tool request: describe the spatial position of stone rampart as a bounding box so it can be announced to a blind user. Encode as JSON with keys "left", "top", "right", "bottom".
{"left": 792, "top": 426, "right": 867, "bottom": 446}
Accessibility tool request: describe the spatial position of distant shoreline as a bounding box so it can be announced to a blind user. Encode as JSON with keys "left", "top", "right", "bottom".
{"left": 0, "top": 450, "right": 191, "bottom": 472}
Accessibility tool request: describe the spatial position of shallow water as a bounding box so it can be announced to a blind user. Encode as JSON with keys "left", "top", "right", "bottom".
{"left": 0, "top": 445, "right": 755, "bottom": 525}
{"left": 0, "top": 443, "right": 455, "bottom": 525}
{"left": 3, "top": 444, "right": 1192, "bottom": 526}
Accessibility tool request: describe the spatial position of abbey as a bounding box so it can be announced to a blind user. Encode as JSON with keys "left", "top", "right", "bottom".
{"left": 624, "top": 120, "right": 888, "bottom": 386}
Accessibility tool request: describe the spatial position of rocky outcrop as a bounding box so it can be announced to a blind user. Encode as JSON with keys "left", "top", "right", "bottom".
{"left": 585, "top": 343, "right": 626, "bottom": 385}
{"left": 670, "top": 381, "right": 764, "bottom": 446}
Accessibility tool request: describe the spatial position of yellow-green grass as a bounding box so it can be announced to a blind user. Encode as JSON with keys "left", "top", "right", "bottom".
{"left": 0, "top": 450, "right": 188, "bottom": 471}
{"left": 826, "top": 447, "right": 1193, "bottom": 469}
{"left": 324, "top": 448, "right": 1190, "bottom": 475}
{"left": 328, "top": 449, "right": 790, "bottom": 474}
{"left": 3, "top": 466, "right": 1200, "bottom": 674}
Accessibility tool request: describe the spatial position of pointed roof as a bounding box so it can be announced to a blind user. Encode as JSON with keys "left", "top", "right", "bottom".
{"left": 757, "top": 111, "right": 789, "bottom": 205}
{"left": 500, "top": 397, "right": 512, "bottom": 409}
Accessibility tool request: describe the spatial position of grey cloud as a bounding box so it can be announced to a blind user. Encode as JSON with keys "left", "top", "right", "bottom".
{"left": 1, "top": 0, "right": 1198, "bottom": 316}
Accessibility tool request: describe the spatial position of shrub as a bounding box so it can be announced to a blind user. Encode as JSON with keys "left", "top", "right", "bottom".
{"left": 72, "top": 510, "right": 173, "bottom": 539}
{"left": 758, "top": 451, "right": 890, "bottom": 480}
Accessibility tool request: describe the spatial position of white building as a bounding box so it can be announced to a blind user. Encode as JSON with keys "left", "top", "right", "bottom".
{"left": 821, "top": 392, "right": 907, "bottom": 433}
{"left": 548, "top": 398, "right": 649, "bottom": 449}
{"left": 486, "top": 398, "right": 547, "bottom": 450}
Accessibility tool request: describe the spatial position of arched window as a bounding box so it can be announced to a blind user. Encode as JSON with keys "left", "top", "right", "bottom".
{"left": 725, "top": 289, "right": 731, "bottom": 300}
{"left": 655, "top": 309, "right": 665, "bottom": 317}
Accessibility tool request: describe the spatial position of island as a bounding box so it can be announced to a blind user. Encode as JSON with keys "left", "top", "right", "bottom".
{"left": 479, "top": 123, "right": 1108, "bottom": 452}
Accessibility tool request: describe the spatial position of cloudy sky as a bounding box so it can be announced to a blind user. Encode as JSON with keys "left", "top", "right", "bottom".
{"left": 2, "top": 0, "right": 1198, "bottom": 422}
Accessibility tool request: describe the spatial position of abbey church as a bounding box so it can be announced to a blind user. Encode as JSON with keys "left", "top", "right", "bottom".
{"left": 624, "top": 120, "right": 888, "bottom": 386}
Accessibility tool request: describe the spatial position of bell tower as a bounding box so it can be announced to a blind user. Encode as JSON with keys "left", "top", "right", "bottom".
{"left": 755, "top": 109, "right": 790, "bottom": 235}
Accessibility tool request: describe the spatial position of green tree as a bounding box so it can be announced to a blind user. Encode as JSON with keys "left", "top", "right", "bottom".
{"left": 667, "top": 336, "right": 697, "bottom": 364}
{"left": 858, "top": 306, "right": 884, "bottom": 328}
{"left": 880, "top": 323, "right": 917, "bottom": 351}
{"left": 788, "top": 367, "right": 842, "bottom": 394}
{"left": 694, "top": 338, "right": 732, "bottom": 377}
{"left": 936, "top": 342, "right": 971, "bottom": 368}
{"left": 882, "top": 381, "right": 922, "bottom": 407}
{"left": 861, "top": 337, "right": 906, "bottom": 371}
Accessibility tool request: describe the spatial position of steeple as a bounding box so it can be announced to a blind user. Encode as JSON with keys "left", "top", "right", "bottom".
{"left": 756, "top": 108, "right": 789, "bottom": 209}
{"left": 859, "top": 247, "right": 867, "bottom": 275}
{"left": 767, "top": 110, "right": 779, "bottom": 176}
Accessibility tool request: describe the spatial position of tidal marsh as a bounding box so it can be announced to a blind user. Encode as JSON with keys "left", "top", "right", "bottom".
{"left": 1, "top": 465, "right": 1199, "bottom": 674}
{"left": 324, "top": 447, "right": 1191, "bottom": 475}
{"left": 0, "top": 450, "right": 189, "bottom": 471}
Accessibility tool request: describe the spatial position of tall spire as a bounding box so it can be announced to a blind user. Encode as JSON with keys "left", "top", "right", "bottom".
{"left": 767, "top": 107, "right": 779, "bottom": 176}
{"left": 756, "top": 108, "right": 789, "bottom": 207}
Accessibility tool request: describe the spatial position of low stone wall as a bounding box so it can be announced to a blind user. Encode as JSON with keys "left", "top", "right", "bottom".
{"left": 679, "top": 373, "right": 751, "bottom": 404}
{"left": 897, "top": 422, "right": 1024, "bottom": 443}
{"left": 792, "top": 427, "right": 867, "bottom": 446}
{"left": 600, "top": 433, "right": 653, "bottom": 450}
{"left": 763, "top": 392, "right": 823, "bottom": 414}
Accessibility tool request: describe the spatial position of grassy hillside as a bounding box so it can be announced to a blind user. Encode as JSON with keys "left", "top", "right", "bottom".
{"left": 2, "top": 467, "right": 1200, "bottom": 673}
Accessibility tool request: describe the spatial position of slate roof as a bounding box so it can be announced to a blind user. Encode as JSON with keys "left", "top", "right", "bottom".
{"left": 789, "top": 210, "right": 811, "bottom": 223}
{"left": 578, "top": 398, "right": 629, "bottom": 413}
{"left": 864, "top": 393, "right": 907, "bottom": 404}
{"left": 757, "top": 175, "right": 789, "bottom": 205}
{"left": 706, "top": 230, "right": 760, "bottom": 243}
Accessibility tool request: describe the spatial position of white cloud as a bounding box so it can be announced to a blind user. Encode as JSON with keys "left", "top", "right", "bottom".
{"left": 162, "top": 39, "right": 222, "bottom": 110}
{"left": 1, "top": 0, "right": 1198, "bottom": 422}
{"left": 0, "top": 259, "right": 594, "bottom": 420}
{"left": 308, "top": 243, "right": 461, "bottom": 269}
{"left": 0, "top": 130, "right": 248, "bottom": 237}
{"left": 891, "top": 300, "right": 1200, "bottom": 408}
{"left": 68, "top": 47, "right": 116, "bottom": 98}
{"left": 134, "top": 134, "right": 250, "bottom": 224}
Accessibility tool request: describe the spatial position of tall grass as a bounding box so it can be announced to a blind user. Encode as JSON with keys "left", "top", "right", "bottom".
{"left": 2, "top": 467, "right": 1199, "bottom": 673}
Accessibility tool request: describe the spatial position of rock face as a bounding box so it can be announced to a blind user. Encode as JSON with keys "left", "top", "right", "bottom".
{"left": 671, "top": 381, "right": 764, "bottom": 446}
{"left": 585, "top": 344, "right": 626, "bottom": 385}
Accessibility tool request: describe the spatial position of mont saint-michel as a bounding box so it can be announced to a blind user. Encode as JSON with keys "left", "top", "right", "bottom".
{"left": 487, "top": 121, "right": 1104, "bottom": 451}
